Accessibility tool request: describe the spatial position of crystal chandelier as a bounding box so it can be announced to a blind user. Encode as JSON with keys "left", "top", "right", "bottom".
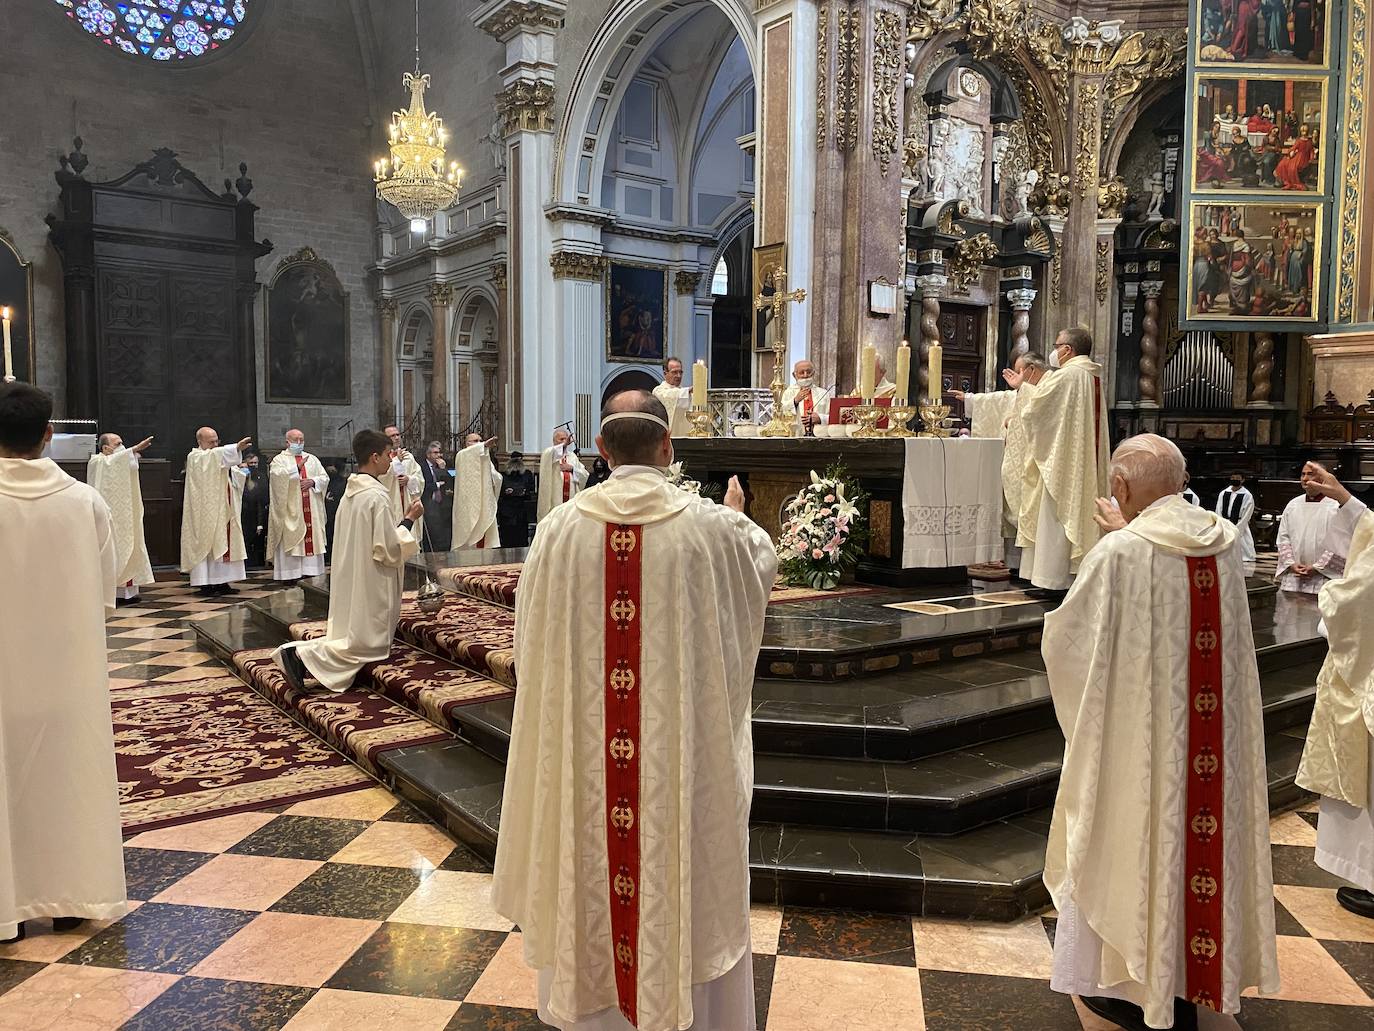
{"left": 374, "top": 0, "right": 464, "bottom": 233}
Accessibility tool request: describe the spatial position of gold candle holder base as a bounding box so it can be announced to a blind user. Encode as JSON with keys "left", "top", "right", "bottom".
{"left": 918, "top": 402, "right": 950, "bottom": 438}
{"left": 686, "top": 406, "right": 712, "bottom": 438}
{"left": 851, "top": 403, "right": 885, "bottom": 438}
{"left": 759, "top": 410, "right": 797, "bottom": 437}
{"left": 885, "top": 403, "right": 916, "bottom": 437}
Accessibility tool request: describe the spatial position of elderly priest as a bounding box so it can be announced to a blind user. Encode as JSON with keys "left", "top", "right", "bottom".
{"left": 87, "top": 430, "right": 155, "bottom": 605}
{"left": 536, "top": 426, "right": 588, "bottom": 521}
{"left": 180, "top": 426, "right": 253, "bottom": 596}
{"left": 0, "top": 383, "right": 127, "bottom": 944}
{"left": 1296, "top": 466, "right": 1374, "bottom": 919}
{"left": 1043, "top": 434, "right": 1278, "bottom": 1030}
{"left": 452, "top": 432, "right": 502, "bottom": 549}
{"left": 267, "top": 429, "right": 329, "bottom": 582}
{"left": 494, "top": 390, "right": 777, "bottom": 1031}
{"left": 651, "top": 356, "right": 692, "bottom": 437}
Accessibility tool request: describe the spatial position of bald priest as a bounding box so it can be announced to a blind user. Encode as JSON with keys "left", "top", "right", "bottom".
{"left": 180, "top": 426, "right": 253, "bottom": 596}
{"left": 87, "top": 430, "right": 155, "bottom": 605}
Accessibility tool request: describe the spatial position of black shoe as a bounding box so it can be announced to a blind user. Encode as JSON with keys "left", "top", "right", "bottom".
{"left": 52, "top": 917, "right": 85, "bottom": 932}
{"left": 196, "top": 585, "right": 216, "bottom": 596}
{"left": 115, "top": 595, "right": 139, "bottom": 607}
{"left": 1336, "top": 886, "right": 1374, "bottom": 919}
{"left": 0, "top": 923, "right": 24, "bottom": 945}
{"left": 1079, "top": 997, "right": 1150, "bottom": 1031}
{"left": 1172, "top": 998, "right": 1199, "bottom": 1031}
{"left": 277, "top": 647, "right": 307, "bottom": 693}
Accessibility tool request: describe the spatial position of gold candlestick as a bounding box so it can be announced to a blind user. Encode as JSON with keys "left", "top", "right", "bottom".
{"left": 754, "top": 267, "right": 806, "bottom": 438}
{"left": 918, "top": 401, "right": 950, "bottom": 437}
{"left": 851, "top": 403, "right": 885, "bottom": 438}
{"left": 885, "top": 402, "right": 916, "bottom": 437}
{"left": 686, "top": 405, "right": 712, "bottom": 438}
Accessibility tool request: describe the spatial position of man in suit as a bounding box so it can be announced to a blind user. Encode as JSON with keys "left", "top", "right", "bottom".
{"left": 419, "top": 441, "right": 452, "bottom": 552}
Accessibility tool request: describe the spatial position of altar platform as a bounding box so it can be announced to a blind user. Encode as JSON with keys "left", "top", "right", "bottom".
{"left": 191, "top": 547, "right": 1324, "bottom": 920}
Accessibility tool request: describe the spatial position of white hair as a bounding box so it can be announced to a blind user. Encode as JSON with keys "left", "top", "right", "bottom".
{"left": 1110, "top": 433, "right": 1187, "bottom": 496}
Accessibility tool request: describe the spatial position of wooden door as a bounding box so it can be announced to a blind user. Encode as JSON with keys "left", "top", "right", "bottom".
{"left": 938, "top": 302, "right": 983, "bottom": 397}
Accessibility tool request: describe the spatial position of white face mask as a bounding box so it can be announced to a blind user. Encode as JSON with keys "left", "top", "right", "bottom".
{"left": 1049, "top": 348, "right": 1063, "bottom": 369}
{"left": 111, "top": 444, "right": 125, "bottom": 454}
{"left": 795, "top": 376, "right": 814, "bottom": 388}
{"left": 288, "top": 442, "right": 305, "bottom": 456}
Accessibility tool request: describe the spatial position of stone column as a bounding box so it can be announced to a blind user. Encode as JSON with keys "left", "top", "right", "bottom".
{"left": 915, "top": 266, "right": 946, "bottom": 400}
{"left": 491, "top": 262, "right": 513, "bottom": 447}
{"left": 1006, "top": 288, "right": 1036, "bottom": 360}
{"left": 428, "top": 283, "right": 453, "bottom": 417}
{"left": 1138, "top": 280, "right": 1164, "bottom": 408}
{"left": 377, "top": 298, "right": 398, "bottom": 422}
{"left": 1092, "top": 217, "right": 1121, "bottom": 396}
{"left": 674, "top": 271, "right": 702, "bottom": 363}
{"left": 1248, "top": 331, "right": 1277, "bottom": 405}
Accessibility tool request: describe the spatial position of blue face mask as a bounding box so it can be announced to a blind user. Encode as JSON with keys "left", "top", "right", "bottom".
{"left": 288, "top": 442, "right": 305, "bottom": 456}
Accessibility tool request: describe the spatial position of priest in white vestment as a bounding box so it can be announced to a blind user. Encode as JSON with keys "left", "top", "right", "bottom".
{"left": 277, "top": 430, "right": 422, "bottom": 694}
{"left": 451, "top": 432, "right": 502, "bottom": 548}
{"left": 0, "top": 383, "right": 127, "bottom": 943}
{"left": 266, "top": 429, "right": 329, "bottom": 582}
{"left": 952, "top": 352, "right": 1047, "bottom": 440}
{"left": 536, "top": 427, "right": 588, "bottom": 521}
{"left": 87, "top": 431, "right": 155, "bottom": 605}
{"left": 873, "top": 354, "right": 897, "bottom": 399}
{"left": 780, "top": 358, "right": 833, "bottom": 434}
{"left": 1044, "top": 434, "right": 1278, "bottom": 1030}
{"left": 1017, "top": 328, "right": 1110, "bottom": 591}
{"left": 1295, "top": 466, "right": 1374, "bottom": 920}
{"left": 651, "top": 357, "right": 692, "bottom": 437}
{"left": 1214, "top": 473, "right": 1256, "bottom": 568}
{"left": 180, "top": 426, "right": 252, "bottom": 596}
{"left": 494, "top": 390, "right": 777, "bottom": 1031}
{"left": 1274, "top": 462, "right": 1345, "bottom": 594}
{"left": 381, "top": 424, "right": 425, "bottom": 542}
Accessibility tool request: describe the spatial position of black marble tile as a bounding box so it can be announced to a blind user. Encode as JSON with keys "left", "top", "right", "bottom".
{"left": 777, "top": 908, "right": 916, "bottom": 966}
{"left": 437, "top": 843, "right": 494, "bottom": 873}
{"left": 444, "top": 1003, "right": 547, "bottom": 1030}
{"left": 117, "top": 976, "right": 315, "bottom": 1031}
{"left": 1320, "top": 940, "right": 1374, "bottom": 998}
{"left": 121, "top": 846, "right": 218, "bottom": 900}
{"left": 1041, "top": 915, "right": 1057, "bottom": 946}
{"left": 226, "top": 816, "right": 370, "bottom": 860}
{"left": 110, "top": 664, "right": 186, "bottom": 681}
{"left": 918, "top": 969, "right": 1082, "bottom": 1030}
{"left": 0, "top": 957, "right": 45, "bottom": 997}
{"left": 379, "top": 801, "right": 434, "bottom": 823}
{"left": 58, "top": 902, "right": 257, "bottom": 974}
{"left": 1237, "top": 998, "right": 1374, "bottom": 1030}
{"left": 269, "top": 862, "right": 426, "bottom": 920}
{"left": 752, "top": 952, "right": 775, "bottom": 1031}
{"left": 325, "top": 923, "right": 507, "bottom": 1000}
{"left": 1273, "top": 898, "right": 1309, "bottom": 937}
{"left": 1271, "top": 844, "right": 1350, "bottom": 889}
{"left": 1298, "top": 811, "right": 1320, "bottom": 830}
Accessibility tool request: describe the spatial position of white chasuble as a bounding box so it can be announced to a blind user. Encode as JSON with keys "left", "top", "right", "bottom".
{"left": 1274, "top": 495, "right": 1341, "bottom": 594}
{"left": 780, "top": 385, "right": 833, "bottom": 426}
{"left": 380, "top": 451, "right": 424, "bottom": 543}
{"left": 289, "top": 474, "right": 418, "bottom": 692}
{"left": 267, "top": 451, "right": 329, "bottom": 580}
{"left": 536, "top": 445, "right": 588, "bottom": 521}
{"left": 651, "top": 383, "right": 692, "bottom": 437}
{"left": 1017, "top": 357, "right": 1110, "bottom": 589}
{"left": 86, "top": 449, "right": 153, "bottom": 591}
{"left": 0, "top": 458, "right": 127, "bottom": 939}
{"left": 1043, "top": 496, "right": 1278, "bottom": 1026}
{"left": 493, "top": 468, "right": 778, "bottom": 1031}
{"left": 1298, "top": 498, "right": 1374, "bottom": 890}
{"left": 180, "top": 444, "right": 247, "bottom": 585}
{"left": 999, "top": 382, "right": 1038, "bottom": 541}
{"left": 964, "top": 388, "right": 1018, "bottom": 442}
{"left": 451, "top": 443, "right": 502, "bottom": 548}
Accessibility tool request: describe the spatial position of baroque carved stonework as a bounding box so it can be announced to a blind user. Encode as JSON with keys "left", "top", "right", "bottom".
{"left": 1100, "top": 30, "right": 1186, "bottom": 144}
{"left": 907, "top": 0, "right": 959, "bottom": 42}
{"left": 964, "top": 0, "right": 1030, "bottom": 60}
{"left": 1075, "top": 83, "right": 1101, "bottom": 196}
{"left": 1051, "top": 250, "right": 1062, "bottom": 304}
{"left": 376, "top": 297, "right": 398, "bottom": 318}
{"left": 948, "top": 233, "right": 999, "bottom": 294}
{"left": 1095, "top": 239, "right": 1111, "bottom": 304}
{"left": 871, "top": 9, "right": 905, "bottom": 175}
{"left": 1097, "top": 175, "right": 1128, "bottom": 220}
{"left": 1338, "top": 0, "right": 1368, "bottom": 320}
{"left": 549, "top": 251, "right": 607, "bottom": 280}
{"left": 1030, "top": 170, "right": 1072, "bottom": 216}
{"left": 496, "top": 79, "right": 556, "bottom": 136}
{"left": 674, "top": 270, "right": 701, "bottom": 295}
{"left": 817, "top": 7, "right": 829, "bottom": 147}
{"left": 428, "top": 282, "right": 454, "bottom": 306}
{"left": 476, "top": 1, "right": 564, "bottom": 40}
{"left": 491, "top": 263, "right": 508, "bottom": 290}
{"left": 835, "top": 7, "right": 860, "bottom": 152}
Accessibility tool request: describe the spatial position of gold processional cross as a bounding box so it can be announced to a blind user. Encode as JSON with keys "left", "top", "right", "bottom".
{"left": 754, "top": 267, "right": 807, "bottom": 437}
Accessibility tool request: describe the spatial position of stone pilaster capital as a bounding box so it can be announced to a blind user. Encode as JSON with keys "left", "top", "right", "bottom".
{"left": 376, "top": 297, "right": 399, "bottom": 318}
{"left": 428, "top": 283, "right": 455, "bottom": 307}
{"left": 1006, "top": 287, "right": 1037, "bottom": 309}
{"left": 496, "top": 78, "right": 556, "bottom": 137}
{"left": 473, "top": 0, "right": 566, "bottom": 42}
{"left": 1140, "top": 280, "right": 1165, "bottom": 299}
{"left": 915, "top": 273, "right": 947, "bottom": 296}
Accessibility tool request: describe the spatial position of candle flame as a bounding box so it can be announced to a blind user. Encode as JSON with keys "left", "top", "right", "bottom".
{"left": 1, "top": 308, "right": 9, "bottom": 320}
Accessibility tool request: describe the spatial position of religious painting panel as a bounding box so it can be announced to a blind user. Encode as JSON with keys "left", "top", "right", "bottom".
{"left": 0, "top": 232, "right": 35, "bottom": 385}
{"left": 606, "top": 263, "right": 667, "bottom": 363}
{"left": 1195, "top": 0, "right": 1330, "bottom": 67}
{"left": 1192, "top": 75, "right": 1326, "bottom": 193}
{"left": 1185, "top": 201, "right": 1323, "bottom": 323}
{"left": 265, "top": 248, "right": 351, "bottom": 405}
{"left": 752, "top": 243, "right": 785, "bottom": 353}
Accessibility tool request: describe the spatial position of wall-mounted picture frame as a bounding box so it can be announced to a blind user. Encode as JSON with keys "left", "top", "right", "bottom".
{"left": 751, "top": 242, "right": 786, "bottom": 353}
{"left": 1195, "top": 0, "right": 1330, "bottom": 68}
{"left": 1185, "top": 201, "right": 1323, "bottom": 323}
{"left": 265, "top": 247, "right": 351, "bottom": 405}
{"left": 606, "top": 261, "right": 667, "bottom": 363}
{"left": 0, "top": 230, "right": 36, "bottom": 385}
{"left": 1192, "top": 74, "right": 1326, "bottom": 194}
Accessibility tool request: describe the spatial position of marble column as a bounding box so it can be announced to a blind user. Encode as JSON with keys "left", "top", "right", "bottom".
{"left": 1006, "top": 287, "right": 1036, "bottom": 360}
{"left": 428, "top": 283, "right": 453, "bottom": 417}
{"left": 1092, "top": 217, "right": 1122, "bottom": 397}
{"left": 377, "top": 298, "right": 398, "bottom": 422}
{"left": 1138, "top": 280, "right": 1164, "bottom": 408}
{"left": 548, "top": 236, "right": 608, "bottom": 445}
{"left": 915, "top": 269, "right": 946, "bottom": 400}
{"left": 491, "top": 262, "right": 513, "bottom": 448}
{"left": 1248, "top": 331, "right": 1277, "bottom": 405}
{"left": 674, "top": 271, "right": 703, "bottom": 364}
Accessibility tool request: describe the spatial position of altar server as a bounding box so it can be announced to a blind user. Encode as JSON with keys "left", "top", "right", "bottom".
{"left": 88, "top": 431, "right": 155, "bottom": 605}
{"left": 277, "top": 430, "right": 422, "bottom": 694}
{"left": 452, "top": 432, "right": 502, "bottom": 549}
{"left": 1296, "top": 466, "right": 1374, "bottom": 919}
{"left": 266, "top": 429, "right": 329, "bottom": 582}
{"left": 537, "top": 426, "right": 588, "bottom": 521}
{"left": 1017, "top": 328, "right": 1110, "bottom": 591}
{"left": 0, "top": 383, "right": 127, "bottom": 943}
{"left": 495, "top": 390, "right": 777, "bottom": 1031}
{"left": 780, "top": 359, "right": 833, "bottom": 432}
{"left": 651, "top": 356, "right": 692, "bottom": 437}
{"left": 1215, "top": 471, "right": 1257, "bottom": 568}
{"left": 180, "top": 425, "right": 252, "bottom": 596}
{"left": 1044, "top": 433, "right": 1278, "bottom": 1029}
{"left": 1272, "top": 462, "right": 1344, "bottom": 594}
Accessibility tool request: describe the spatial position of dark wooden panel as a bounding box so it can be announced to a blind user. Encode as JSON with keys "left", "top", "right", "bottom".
{"left": 59, "top": 458, "right": 179, "bottom": 568}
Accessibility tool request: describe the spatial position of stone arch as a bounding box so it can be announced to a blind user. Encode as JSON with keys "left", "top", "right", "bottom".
{"left": 1101, "top": 79, "right": 1185, "bottom": 179}
{"left": 395, "top": 304, "right": 434, "bottom": 423}
{"left": 601, "top": 368, "right": 662, "bottom": 405}
{"left": 451, "top": 288, "right": 502, "bottom": 432}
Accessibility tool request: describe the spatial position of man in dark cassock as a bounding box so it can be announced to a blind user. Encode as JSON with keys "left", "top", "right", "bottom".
{"left": 497, "top": 450, "right": 536, "bottom": 548}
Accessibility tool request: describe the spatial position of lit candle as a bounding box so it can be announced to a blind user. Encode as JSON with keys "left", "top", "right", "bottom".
{"left": 692, "top": 359, "right": 708, "bottom": 407}
{"left": 895, "top": 340, "right": 911, "bottom": 404}
{"left": 927, "top": 343, "right": 943, "bottom": 401}
{"left": 860, "top": 344, "right": 876, "bottom": 400}
{"left": 1, "top": 307, "right": 12, "bottom": 381}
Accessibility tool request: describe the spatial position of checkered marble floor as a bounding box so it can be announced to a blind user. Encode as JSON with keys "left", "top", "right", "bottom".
{"left": 0, "top": 574, "right": 1366, "bottom": 1030}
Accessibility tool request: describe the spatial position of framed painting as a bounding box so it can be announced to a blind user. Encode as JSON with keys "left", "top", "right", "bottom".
{"left": 1195, "top": 0, "right": 1330, "bottom": 67}
{"left": 751, "top": 243, "right": 785, "bottom": 353}
{"left": 1185, "top": 201, "right": 1323, "bottom": 323}
{"left": 0, "top": 230, "right": 35, "bottom": 385}
{"left": 265, "top": 248, "right": 351, "bottom": 405}
{"left": 1192, "top": 75, "right": 1326, "bottom": 193}
{"left": 606, "top": 262, "right": 667, "bottom": 363}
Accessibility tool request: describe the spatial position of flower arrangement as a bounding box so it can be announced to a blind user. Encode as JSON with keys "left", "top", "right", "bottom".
{"left": 666, "top": 461, "right": 702, "bottom": 495}
{"left": 776, "top": 464, "right": 869, "bottom": 590}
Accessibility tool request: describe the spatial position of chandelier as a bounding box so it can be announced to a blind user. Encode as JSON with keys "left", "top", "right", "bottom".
{"left": 374, "top": 1, "right": 464, "bottom": 232}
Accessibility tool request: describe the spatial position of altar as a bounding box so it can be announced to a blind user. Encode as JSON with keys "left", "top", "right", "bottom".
{"left": 671, "top": 436, "right": 1004, "bottom": 586}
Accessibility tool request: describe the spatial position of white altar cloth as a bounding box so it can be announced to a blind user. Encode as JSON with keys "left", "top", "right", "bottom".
{"left": 900, "top": 438, "right": 1005, "bottom": 568}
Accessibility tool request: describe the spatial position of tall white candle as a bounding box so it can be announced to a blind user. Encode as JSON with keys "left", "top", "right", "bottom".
{"left": 1, "top": 308, "right": 12, "bottom": 381}
{"left": 928, "top": 343, "right": 943, "bottom": 401}
{"left": 895, "top": 340, "right": 911, "bottom": 403}
{"left": 860, "top": 344, "right": 876, "bottom": 400}
{"left": 692, "top": 359, "right": 708, "bottom": 406}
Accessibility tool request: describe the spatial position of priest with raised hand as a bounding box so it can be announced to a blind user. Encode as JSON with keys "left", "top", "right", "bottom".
{"left": 0, "top": 383, "right": 127, "bottom": 944}
{"left": 1044, "top": 433, "right": 1278, "bottom": 1030}
{"left": 452, "top": 432, "right": 502, "bottom": 549}
{"left": 1296, "top": 465, "right": 1374, "bottom": 920}
{"left": 381, "top": 423, "right": 424, "bottom": 536}
{"left": 651, "top": 356, "right": 692, "bottom": 437}
{"left": 276, "top": 429, "right": 423, "bottom": 694}
{"left": 780, "top": 358, "right": 833, "bottom": 433}
{"left": 495, "top": 390, "right": 777, "bottom": 1031}
{"left": 536, "top": 426, "right": 587, "bottom": 521}
{"left": 266, "top": 429, "right": 329, "bottom": 582}
{"left": 1017, "top": 327, "right": 1110, "bottom": 591}
{"left": 180, "top": 425, "right": 252, "bottom": 596}
{"left": 87, "top": 431, "right": 155, "bottom": 606}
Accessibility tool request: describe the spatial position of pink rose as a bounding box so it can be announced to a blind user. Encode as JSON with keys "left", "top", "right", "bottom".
{"left": 811, "top": 548, "right": 824, "bottom": 559}
{"left": 825, "top": 494, "right": 835, "bottom": 503}
{"left": 796, "top": 543, "right": 807, "bottom": 553}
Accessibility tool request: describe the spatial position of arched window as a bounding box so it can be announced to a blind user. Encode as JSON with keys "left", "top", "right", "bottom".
{"left": 54, "top": 1, "right": 252, "bottom": 62}
{"left": 711, "top": 257, "right": 730, "bottom": 296}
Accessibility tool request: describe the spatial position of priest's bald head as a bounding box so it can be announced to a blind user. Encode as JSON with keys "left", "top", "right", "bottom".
{"left": 465, "top": 433, "right": 483, "bottom": 447}
{"left": 596, "top": 390, "right": 672, "bottom": 470}
{"left": 285, "top": 429, "right": 305, "bottom": 446}
{"left": 1109, "top": 433, "right": 1186, "bottom": 522}
{"left": 0, "top": 382, "right": 54, "bottom": 459}
{"left": 195, "top": 426, "right": 220, "bottom": 449}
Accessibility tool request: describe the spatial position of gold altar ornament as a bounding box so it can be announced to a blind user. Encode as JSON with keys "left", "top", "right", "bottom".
{"left": 850, "top": 405, "right": 886, "bottom": 438}
{"left": 686, "top": 406, "right": 712, "bottom": 438}
{"left": 919, "top": 403, "right": 951, "bottom": 437}
{"left": 754, "top": 267, "right": 807, "bottom": 438}
{"left": 886, "top": 404, "right": 917, "bottom": 437}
